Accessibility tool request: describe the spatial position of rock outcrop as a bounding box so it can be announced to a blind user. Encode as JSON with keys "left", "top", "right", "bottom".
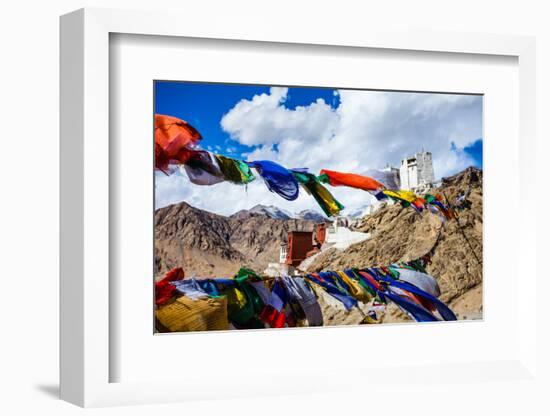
{"left": 305, "top": 167, "right": 483, "bottom": 322}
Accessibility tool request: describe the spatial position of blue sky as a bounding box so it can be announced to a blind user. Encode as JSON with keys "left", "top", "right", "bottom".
{"left": 155, "top": 81, "right": 340, "bottom": 159}
{"left": 154, "top": 81, "right": 483, "bottom": 215}
{"left": 463, "top": 139, "right": 483, "bottom": 167}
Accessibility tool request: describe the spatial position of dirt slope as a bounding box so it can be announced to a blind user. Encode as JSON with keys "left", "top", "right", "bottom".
{"left": 305, "top": 167, "right": 483, "bottom": 321}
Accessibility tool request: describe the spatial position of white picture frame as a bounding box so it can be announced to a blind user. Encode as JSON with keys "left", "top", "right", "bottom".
{"left": 60, "top": 7, "right": 539, "bottom": 408}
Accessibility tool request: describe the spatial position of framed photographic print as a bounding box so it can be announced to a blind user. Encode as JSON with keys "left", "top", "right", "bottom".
{"left": 60, "top": 7, "right": 538, "bottom": 408}
{"left": 152, "top": 80, "right": 482, "bottom": 334}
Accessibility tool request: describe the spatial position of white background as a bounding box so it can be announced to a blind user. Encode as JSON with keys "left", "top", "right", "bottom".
{"left": 1, "top": 1, "right": 548, "bottom": 415}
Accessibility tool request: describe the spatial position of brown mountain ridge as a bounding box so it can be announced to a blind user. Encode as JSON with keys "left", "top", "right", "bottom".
{"left": 154, "top": 202, "right": 315, "bottom": 278}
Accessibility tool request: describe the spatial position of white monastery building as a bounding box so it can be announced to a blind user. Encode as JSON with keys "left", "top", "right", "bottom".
{"left": 399, "top": 150, "right": 435, "bottom": 191}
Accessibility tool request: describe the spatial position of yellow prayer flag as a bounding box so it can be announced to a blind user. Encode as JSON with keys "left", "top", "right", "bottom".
{"left": 155, "top": 295, "right": 229, "bottom": 332}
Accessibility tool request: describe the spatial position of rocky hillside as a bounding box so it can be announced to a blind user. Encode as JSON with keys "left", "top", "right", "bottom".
{"left": 155, "top": 202, "right": 315, "bottom": 278}
{"left": 305, "top": 167, "right": 483, "bottom": 321}
{"left": 155, "top": 167, "right": 483, "bottom": 322}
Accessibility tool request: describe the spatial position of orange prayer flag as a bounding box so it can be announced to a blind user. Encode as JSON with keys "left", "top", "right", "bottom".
{"left": 155, "top": 114, "right": 202, "bottom": 172}
{"left": 319, "top": 169, "right": 385, "bottom": 192}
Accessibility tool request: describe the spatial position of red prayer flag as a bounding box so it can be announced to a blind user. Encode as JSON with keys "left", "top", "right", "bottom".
{"left": 358, "top": 271, "right": 382, "bottom": 291}
{"left": 155, "top": 267, "right": 185, "bottom": 306}
{"left": 155, "top": 114, "right": 202, "bottom": 172}
{"left": 411, "top": 197, "right": 426, "bottom": 210}
{"left": 259, "top": 305, "right": 286, "bottom": 328}
{"left": 319, "top": 169, "right": 385, "bottom": 192}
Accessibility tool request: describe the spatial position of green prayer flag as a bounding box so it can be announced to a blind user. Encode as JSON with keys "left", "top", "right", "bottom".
{"left": 317, "top": 173, "right": 330, "bottom": 184}
{"left": 235, "top": 267, "right": 263, "bottom": 284}
{"left": 215, "top": 155, "right": 256, "bottom": 184}
{"left": 224, "top": 268, "right": 265, "bottom": 328}
{"left": 292, "top": 171, "right": 344, "bottom": 217}
{"left": 424, "top": 194, "right": 436, "bottom": 204}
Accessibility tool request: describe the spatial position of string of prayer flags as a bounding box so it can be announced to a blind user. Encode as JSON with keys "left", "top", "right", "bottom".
{"left": 349, "top": 270, "right": 435, "bottom": 321}
{"left": 292, "top": 169, "right": 345, "bottom": 217}
{"left": 172, "top": 278, "right": 211, "bottom": 300}
{"left": 383, "top": 291, "right": 440, "bottom": 322}
{"left": 259, "top": 279, "right": 288, "bottom": 328}
{"left": 307, "top": 272, "right": 358, "bottom": 310}
{"left": 363, "top": 266, "right": 452, "bottom": 319}
{"left": 156, "top": 295, "right": 229, "bottom": 332}
{"left": 374, "top": 274, "right": 456, "bottom": 321}
{"left": 153, "top": 113, "right": 457, "bottom": 220}
{"left": 223, "top": 274, "right": 265, "bottom": 329}
{"left": 382, "top": 189, "right": 432, "bottom": 213}
{"left": 282, "top": 276, "right": 324, "bottom": 326}
{"left": 318, "top": 169, "right": 385, "bottom": 193}
{"left": 247, "top": 160, "right": 300, "bottom": 201}
{"left": 250, "top": 281, "right": 272, "bottom": 304}
{"left": 425, "top": 193, "right": 455, "bottom": 220}
{"left": 335, "top": 270, "right": 373, "bottom": 303}
{"left": 259, "top": 304, "right": 287, "bottom": 328}
{"left": 356, "top": 270, "right": 383, "bottom": 294}
{"left": 155, "top": 114, "right": 202, "bottom": 173}
{"left": 411, "top": 197, "right": 427, "bottom": 211}
{"left": 215, "top": 154, "right": 256, "bottom": 184}
{"left": 363, "top": 168, "right": 401, "bottom": 190}
{"left": 404, "top": 257, "right": 430, "bottom": 274}
{"left": 235, "top": 267, "right": 264, "bottom": 284}
{"left": 154, "top": 256, "right": 456, "bottom": 332}
{"left": 387, "top": 267, "right": 441, "bottom": 297}
{"left": 344, "top": 269, "right": 377, "bottom": 298}
{"left": 180, "top": 149, "right": 225, "bottom": 186}
{"left": 382, "top": 189, "right": 419, "bottom": 205}
{"left": 154, "top": 267, "right": 185, "bottom": 306}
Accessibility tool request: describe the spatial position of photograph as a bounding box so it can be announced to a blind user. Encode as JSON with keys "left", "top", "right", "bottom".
{"left": 153, "top": 81, "right": 483, "bottom": 333}
{"left": 1, "top": 0, "right": 543, "bottom": 412}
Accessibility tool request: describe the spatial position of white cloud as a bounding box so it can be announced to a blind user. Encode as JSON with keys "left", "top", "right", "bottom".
{"left": 155, "top": 168, "right": 338, "bottom": 216}
{"left": 156, "top": 88, "right": 482, "bottom": 216}
{"left": 220, "top": 87, "right": 339, "bottom": 147}
{"left": 222, "top": 88, "right": 481, "bottom": 176}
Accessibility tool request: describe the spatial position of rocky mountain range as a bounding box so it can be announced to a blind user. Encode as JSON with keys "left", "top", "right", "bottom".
{"left": 154, "top": 203, "right": 317, "bottom": 278}
{"left": 231, "top": 204, "right": 329, "bottom": 222}
{"left": 295, "top": 209, "right": 328, "bottom": 222}
{"left": 232, "top": 204, "right": 293, "bottom": 220}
